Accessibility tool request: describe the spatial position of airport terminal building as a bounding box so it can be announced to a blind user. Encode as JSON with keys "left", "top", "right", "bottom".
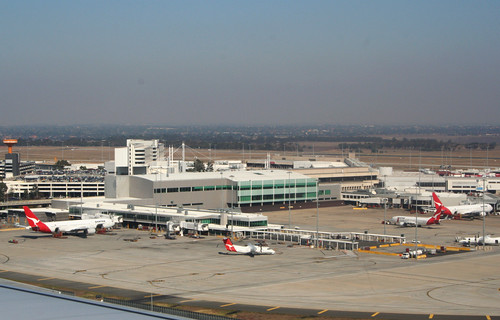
{"left": 105, "top": 170, "right": 320, "bottom": 210}
{"left": 103, "top": 139, "right": 381, "bottom": 211}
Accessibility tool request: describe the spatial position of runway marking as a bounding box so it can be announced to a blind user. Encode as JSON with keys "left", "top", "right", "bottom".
{"left": 318, "top": 309, "right": 328, "bottom": 314}
{"left": 429, "top": 314, "right": 434, "bottom": 319}
{"left": 88, "top": 285, "right": 107, "bottom": 289}
{"left": 371, "top": 312, "right": 380, "bottom": 317}
{"left": 38, "top": 277, "right": 55, "bottom": 281}
{"left": 267, "top": 306, "right": 280, "bottom": 311}
{"left": 220, "top": 303, "right": 236, "bottom": 308}
{"left": 179, "top": 299, "right": 195, "bottom": 303}
{"left": 144, "top": 294, "right": 163, "bottom": 298}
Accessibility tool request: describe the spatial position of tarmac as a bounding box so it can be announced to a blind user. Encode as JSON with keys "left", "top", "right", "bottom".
{"left": 1, "top": 205, "right": 500, "bottom": 319}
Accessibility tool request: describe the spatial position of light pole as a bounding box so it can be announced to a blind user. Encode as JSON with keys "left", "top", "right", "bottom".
{"left": 383, "top": 198, "right": 387, "bottom": 235}
{"left": 316, "top": 179, "right": 319, "bottom": 248}
{"left": 414, "top": 195, "right": 418, "bottom": 259}
{"left": 287, "top": 171, "right": 292, "bottom": 229}
{"left": 482, "top": 177, "right": 486, "bottom": 250}
{"left": 155, "top": 171, "right": 158, "bottom": 233}
{"left": 229, "top": 175, "right": 234, "bottom": 238}
{"left": 220, "top": 172, "right": 223, "bottom": 210}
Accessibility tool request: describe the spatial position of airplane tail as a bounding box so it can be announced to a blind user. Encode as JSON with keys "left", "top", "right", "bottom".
{"left": 23, "top": 206, "right": 50, "bottom": 232}
{"left": 432, "top": 192, "right": 442, "bottom": 209}
{"left": 223, "top": 237, "right": 237, "bottom": 252}
{"left": 432, "top": 192, "right": 452, "bottom": 216}
{"left": 427, "top": 206, "right": 442, "bottom": 225}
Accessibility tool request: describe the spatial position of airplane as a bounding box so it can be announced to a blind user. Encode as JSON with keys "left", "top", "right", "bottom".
{"left": 387, "top": 206, "right": 443, "bottom": 227}
{"left": 456, "top": 235, "right": 500, "bottom": 246}
{"left": 23, "top": 206, "right": 121, "bottom": 237}
{"left": 432, "top": 192, "right": 493, "bottom": 219}
{"left": 221, "top": 237, "right": 275, "bottom": 257}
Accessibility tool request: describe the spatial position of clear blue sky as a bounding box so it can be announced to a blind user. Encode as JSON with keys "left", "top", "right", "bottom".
{"left": 1, "top": 1, "right": 499, "bottom": 126}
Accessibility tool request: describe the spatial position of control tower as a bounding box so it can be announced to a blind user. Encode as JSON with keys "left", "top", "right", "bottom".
{"left": 2, "top": 138, "right": 20, "bottom": 177}
{"left": 3, "top": 139, "right": 18, "bottom": 154}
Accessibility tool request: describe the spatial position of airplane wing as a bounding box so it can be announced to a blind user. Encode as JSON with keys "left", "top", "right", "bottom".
{"left": 64, "top": 226, "right": 93, "bottom": 235}
{"left": 248, "top": 243, "right": 258, "bottom": 253}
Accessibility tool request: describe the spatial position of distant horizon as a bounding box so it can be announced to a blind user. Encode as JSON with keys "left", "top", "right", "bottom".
{"left": 2, "top": 122, "right": 500, "bottom": 129}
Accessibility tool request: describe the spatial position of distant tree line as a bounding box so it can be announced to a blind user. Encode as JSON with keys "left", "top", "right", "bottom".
{"left": 3, "top": 124, "right": 498, "bottom": 152}
{"left": 339, "top": 138, "right": 496, "bottom": 153}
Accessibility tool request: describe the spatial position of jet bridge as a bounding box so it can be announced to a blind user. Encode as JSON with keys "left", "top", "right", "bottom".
{"left": 242, "top": 228, "right": 405, "bottom": 251}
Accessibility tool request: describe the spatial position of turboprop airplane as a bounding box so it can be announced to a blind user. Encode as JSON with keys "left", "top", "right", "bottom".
{"left": 221, "top": 238, "right": 275, "bottom": 256}
{"left": 23, "top": 206, "right": 120, "bottom": 237}
{"left": 388, "top": 206, "right": 443, "bottom": 227}
{"left": 456, "top": 235, "right": 500, "bottom": 245}
{"left": 432, "top": 192, "right": 492, "bottom": 219}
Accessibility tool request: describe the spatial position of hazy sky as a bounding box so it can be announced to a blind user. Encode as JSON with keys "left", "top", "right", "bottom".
{"left": 1, "top": 1, "right": 499, "bottom": 126}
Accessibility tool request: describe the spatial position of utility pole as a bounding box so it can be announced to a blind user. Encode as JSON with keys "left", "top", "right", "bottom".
{"left": 288, "top": 171, "right": 292, "bottom": 229}
{"left": 383, "top": 198, "right": 387, "bottom": 235}
{"left": 316, "top": 179, "right": 319, "bottom": 248}
{"left": 482, "top": 177, "right": 486, "bottom": 250}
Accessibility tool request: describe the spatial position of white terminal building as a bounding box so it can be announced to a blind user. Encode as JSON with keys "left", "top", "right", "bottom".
{"left": 104, "top": 140, "right": 380, "bottom": 212}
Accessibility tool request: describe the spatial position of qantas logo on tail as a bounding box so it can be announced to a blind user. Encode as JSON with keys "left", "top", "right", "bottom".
{"left": 432, "top": 192, "right": 442, "bottom": 208}
{"left": 223, "top": 238, "right": 237, "bottom": 252}
{"left": 23, "top": 206, "right": 51, "bottom": 233}
{"left": 427, "top": 206, "right": 443, "bottom": 225}
{"left": 432, "top": 193, "right": 452, "bottom": 216}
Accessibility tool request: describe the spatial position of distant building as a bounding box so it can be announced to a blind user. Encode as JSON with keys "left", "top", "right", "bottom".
{"left": 0, "top": 153, "right": 35, "bottom": 179}
{"left": 113, "top": 139, "right": 164, "bottom": 175}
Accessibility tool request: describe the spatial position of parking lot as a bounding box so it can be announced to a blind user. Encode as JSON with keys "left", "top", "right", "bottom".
{"left": 1, "top": 205, "right": 500, "bottom": 317}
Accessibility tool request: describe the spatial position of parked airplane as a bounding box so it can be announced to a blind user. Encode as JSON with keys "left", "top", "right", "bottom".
{"left": 432, "top": 192, "right": 492, "bottom": 218}
{"left": 388, "top": 206, "right": 443, "bottom": 227}
{"left": 221, "top": 237, "right": 275, "bottom": 256}
{"left": 23, "top": 206, "right": 120, "bottom": 237}
{"left": 456, "top": 235, "right": 500, "bottom": 245}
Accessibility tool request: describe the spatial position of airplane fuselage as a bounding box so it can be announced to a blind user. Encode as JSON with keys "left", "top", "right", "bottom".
{"left": 389, "top": 216, "right": 437, "bottom": 227}
{"left": 37, "top": 218, "right": 115, "bottom": 234}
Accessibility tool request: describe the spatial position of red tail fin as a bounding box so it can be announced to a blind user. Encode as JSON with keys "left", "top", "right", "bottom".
{"left": 432, "top": 192, "right": 452, "bottom": 216}
{"left": 426, "top": 206, "right": 442, "bottom": 225}
{"left": 223, "top": 238, "right": 237, "bottom": 252}
{"left": 432, "top": 193, "right": 442, "bottom": 209}
{"left": 23, "top": 206, "right": 50, "bottom": 232}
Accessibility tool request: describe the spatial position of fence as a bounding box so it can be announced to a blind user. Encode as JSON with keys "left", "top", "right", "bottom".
{"left": 103, "top": 297, "right": 235, "bottom": 320}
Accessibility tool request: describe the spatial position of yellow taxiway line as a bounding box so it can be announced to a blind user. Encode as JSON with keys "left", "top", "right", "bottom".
{"left": 267, "top": 306, "right": 280, "bottom": 311}
{"left": 37, "top": 277, "right": 55, "bottom": 281}
{"left": 88, "top": 285, "right": 107, "bottom": 289}
{"left": 0, "top": 228, "right": 25, "bottom": 231}
{"left": 318, "top": 309, "right": 328, "bottom": 314}
{"left": 220, "top": 303, "right": 236, "bottom": 308}
{"left": 371, "top": 311, "right": 380, "bottom": 317}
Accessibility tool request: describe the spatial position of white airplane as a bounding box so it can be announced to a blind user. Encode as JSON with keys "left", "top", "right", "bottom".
{"left": 432, "top": 192, "right": 492, "bottom": 218}
{"left": 388, "top": 206, "right": 442, "bottom": 227}
{"left": 456, "top": 235, "right": 500, "bottom": 245}
{"left": 221, "top": 238, "right": 275, "bottom": 256}
{"left": 23, "top": 206, "right": 121, "bottom": 237}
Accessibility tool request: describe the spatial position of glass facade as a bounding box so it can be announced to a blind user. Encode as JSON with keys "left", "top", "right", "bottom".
{"left": 237, "top": 178, "right": 317, "bottom": 205}
{"left": 152, "top": 176, "right": 318, "bottom": 207}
